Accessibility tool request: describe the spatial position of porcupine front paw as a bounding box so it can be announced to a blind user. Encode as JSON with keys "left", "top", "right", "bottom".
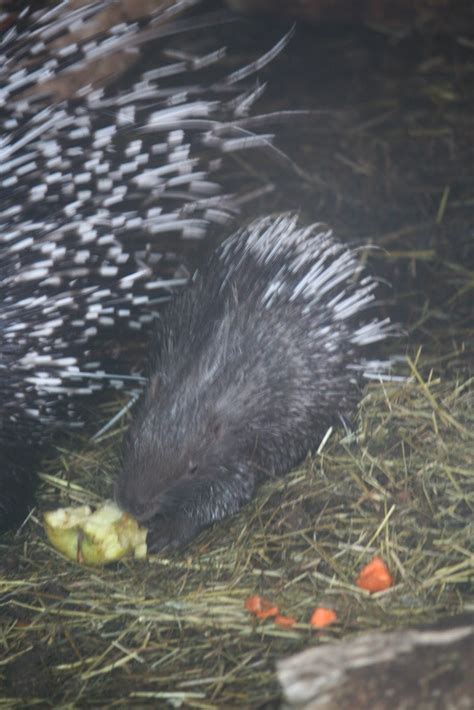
{"left": 146, "top": 512, "right": 206, "bottom": 553}
{"left": 144, "top": 471, "right": 256, "bottom": 553}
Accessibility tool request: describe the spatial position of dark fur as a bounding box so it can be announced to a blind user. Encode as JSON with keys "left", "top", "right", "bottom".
{"left": 0, "top": 445, "right": 38, "bottom": 531}
{"left": 116, "top": 215, "right": 392, "bottom": 552}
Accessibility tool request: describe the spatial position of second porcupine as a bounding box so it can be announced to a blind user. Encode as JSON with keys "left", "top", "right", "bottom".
{"left": 116, "top": 213, "right": 394, "bottom": 552}
{"left": 0, "top": 0, "right": 290, "bottom": 532}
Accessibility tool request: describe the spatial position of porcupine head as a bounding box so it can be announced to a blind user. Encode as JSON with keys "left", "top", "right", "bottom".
{"left": 115, "top": 214, "right": 393, "bottom": 552}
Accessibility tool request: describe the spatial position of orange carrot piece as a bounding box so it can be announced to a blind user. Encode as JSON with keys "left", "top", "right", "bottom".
{"left": 356, "top": 556, "right": 394, "bottom": 593}
{"left": 255, "top": 598, "right": 279, "bottom": 619}
{"left": 244, "top": 595, "right": 263, "bottom": 613}
{"left": 274, "top": 614, "right": 296, "bottom": 628}
{"left": 309, "top": 607, "right": 337, "bottom": 628}
{"left": 245, "top": 594, "right": 279, "bottom": 618}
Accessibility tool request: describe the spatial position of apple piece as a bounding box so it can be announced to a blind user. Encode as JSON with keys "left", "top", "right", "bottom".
{"left": 44, "top": 501, "right": 147, "bottom": 565}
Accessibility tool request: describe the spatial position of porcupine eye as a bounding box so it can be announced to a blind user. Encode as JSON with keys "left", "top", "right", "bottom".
{"left": 212, "top": 421, "right": 224, "bottom": 440}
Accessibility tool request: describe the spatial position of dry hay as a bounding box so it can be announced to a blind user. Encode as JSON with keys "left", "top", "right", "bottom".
{"left": 1, "top": 359, "right": 472, "bottom": 706}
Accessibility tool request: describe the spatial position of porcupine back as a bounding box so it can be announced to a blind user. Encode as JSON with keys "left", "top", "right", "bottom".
{"left": 0, "top": 0, "right": 289, "bottom": 528}
{"left": 116, "top": 214, "right": 394, "bottom": 550}
{"left": 0, "top": 0, "right": 288, "bottom": 439}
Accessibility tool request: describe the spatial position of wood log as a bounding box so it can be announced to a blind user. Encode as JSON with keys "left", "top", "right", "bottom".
{"left": 277, "top": 615, "right": 474, "bottom": 709}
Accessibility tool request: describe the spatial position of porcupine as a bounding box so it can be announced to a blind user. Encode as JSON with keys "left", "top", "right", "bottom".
{"left": 116, "top": 214, "right": 394, "bottom": 552}
{"left": 0, "top": 0, "right": 290, "bottom": 531}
